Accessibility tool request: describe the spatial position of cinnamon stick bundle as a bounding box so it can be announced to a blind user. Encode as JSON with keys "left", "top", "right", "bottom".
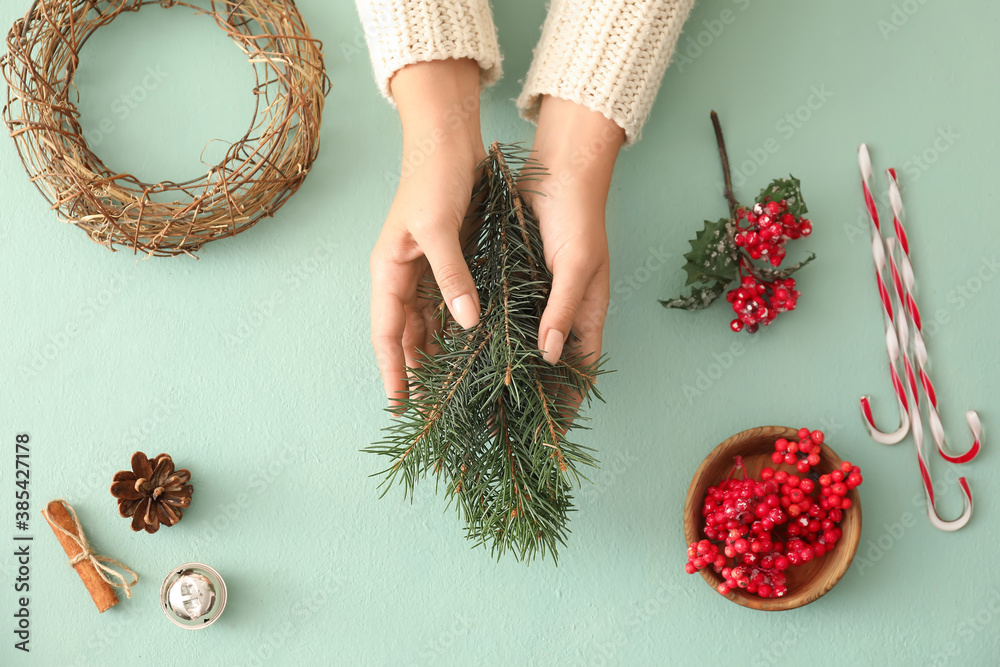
{"left": 41, "top": 500, "right": 119, "bottom": 612}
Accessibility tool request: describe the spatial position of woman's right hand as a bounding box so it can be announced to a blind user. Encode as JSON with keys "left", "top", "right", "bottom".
{"left": 370, "top": 59, "right": 486, "bottom": 409}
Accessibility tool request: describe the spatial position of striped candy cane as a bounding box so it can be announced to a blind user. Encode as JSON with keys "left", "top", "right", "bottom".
{"left": 858, "top": 145, "right": 910, "bottom": 444}
{"left": 887, "top": 240, "right": 973, "bottom": 530}
{"left": 886, "top": 171, "right": 983, "bottom": 464}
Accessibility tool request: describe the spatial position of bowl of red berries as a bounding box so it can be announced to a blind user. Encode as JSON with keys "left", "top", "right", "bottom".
{"left": 683, "top": 426, "right": 863, "bottom": 611}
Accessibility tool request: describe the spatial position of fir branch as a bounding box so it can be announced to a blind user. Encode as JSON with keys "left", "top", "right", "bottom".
{"left": 366, "top": 143, "right": 610, "bottom": 563}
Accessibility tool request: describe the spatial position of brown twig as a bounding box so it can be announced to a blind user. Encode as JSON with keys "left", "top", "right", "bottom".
{"left": 493, "top": 156, "right": 514, "bottom": 386}
{"left": 534, "top": 379, "right": 567, "bottom": 472}
{"left": 489, "top": 142, "right": 544, "bottom": 287}
{"left": 1, "top": 0, "right": 330, "bottom": 256}
{"left": 711, "top": 110, "right": 739, "bottom": 221}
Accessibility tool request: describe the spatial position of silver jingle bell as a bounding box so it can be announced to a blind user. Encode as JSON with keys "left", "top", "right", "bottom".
{"left": 160, "top": 563, "right": 227, "bottom": 629}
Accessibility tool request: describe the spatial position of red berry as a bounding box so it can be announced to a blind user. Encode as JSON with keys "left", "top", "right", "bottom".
{"left": 692, "top": 450, "right": 857, "bottom": 594}
{"left": 797, "top": 428, "right": 811, "bottom": 440}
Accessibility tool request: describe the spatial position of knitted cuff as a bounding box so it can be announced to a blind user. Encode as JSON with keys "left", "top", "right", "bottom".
{"left": 356, "top": 0, "right": 503, "bottom": 102}
{"left": 516, "top": 0, "right": 694, "bottom": 144}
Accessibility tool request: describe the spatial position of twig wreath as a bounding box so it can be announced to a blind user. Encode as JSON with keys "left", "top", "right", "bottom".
{"left": 1, "top": 0, "right": 329, "bottom": 256}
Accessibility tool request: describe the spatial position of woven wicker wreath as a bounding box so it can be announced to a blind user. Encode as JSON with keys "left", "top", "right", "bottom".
{"left": 1, "top": 0, "right": 329, "bottom": 256}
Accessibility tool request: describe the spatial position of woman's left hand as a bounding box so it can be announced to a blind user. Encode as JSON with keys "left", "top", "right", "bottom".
{"left": 524, "top": 95, "right": 625, "bottom": 367}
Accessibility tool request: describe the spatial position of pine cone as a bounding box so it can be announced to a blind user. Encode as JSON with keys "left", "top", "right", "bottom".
{"left": 110, "top": 452, "right": 192, "bottom": 534}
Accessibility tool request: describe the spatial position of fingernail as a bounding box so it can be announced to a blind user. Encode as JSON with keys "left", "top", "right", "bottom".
{"left": 541, "top": 329, "right": 565, "bottom": 364}
{"left": 450, "top": 294, "right": 479, "bottom": 329}
{"left": 386, "top": 393, "right": 400, "bottom": 417}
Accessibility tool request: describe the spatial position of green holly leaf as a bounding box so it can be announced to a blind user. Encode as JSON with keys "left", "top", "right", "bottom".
{"left": 680, "top": 218, "right": 739, "bottom": 287}
{"left": 660, "top": 280, "right": 731, "bottom": 311}
{"left": 757, "top": 175, "right": 807, "bottom": 217}
{"left": 750, "top": 252, "right": 816, "bottom": 282}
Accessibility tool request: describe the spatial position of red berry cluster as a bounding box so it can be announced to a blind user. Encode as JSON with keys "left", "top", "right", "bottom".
{"left": 685, "top": 429, "right": 863, "bottom": 599}
{"left": 733, "top": 200, "right": 812, "bottom": 266}
{"left": 726, "top": 275, "right": 800, "bottom": 333}
{"left": 726, "top": 199, "right": 811, "bottom": 334}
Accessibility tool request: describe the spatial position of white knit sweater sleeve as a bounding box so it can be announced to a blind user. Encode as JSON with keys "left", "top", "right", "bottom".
{"left": 355, "top": 0, "right": 503, "bottom": 101}
{"left": 516, "top": 0, "right": 695, "bottom": 144}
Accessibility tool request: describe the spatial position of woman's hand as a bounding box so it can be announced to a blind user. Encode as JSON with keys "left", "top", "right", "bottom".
{"left": 525, "top": 96, "right": 625, "bottom": 367}
{"left": 370, "top": 59, "right": 486, "bottom": 408}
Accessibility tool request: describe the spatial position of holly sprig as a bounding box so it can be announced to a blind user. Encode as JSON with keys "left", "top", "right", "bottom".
{"left": 661, "top": 112, "right": 815, "bottom": 333}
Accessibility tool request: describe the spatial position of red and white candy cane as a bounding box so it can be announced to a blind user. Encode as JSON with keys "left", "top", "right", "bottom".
{"left": 858, "top": 145, "right": 909, "bottom": 444}
{"left": 886, "top": 171, "right": 983, "bottom": 464}
{"left": 887, "top": 243, "right": 973, "bottom": 530}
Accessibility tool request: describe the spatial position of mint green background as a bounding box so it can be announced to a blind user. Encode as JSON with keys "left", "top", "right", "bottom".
{"left": 1, "top": 1, "right": 998, "bottom": 665}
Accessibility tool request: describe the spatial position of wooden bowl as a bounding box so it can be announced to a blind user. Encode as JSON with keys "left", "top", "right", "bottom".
{"left": 683, "top": 425, "right": 862, "bottom": 611}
